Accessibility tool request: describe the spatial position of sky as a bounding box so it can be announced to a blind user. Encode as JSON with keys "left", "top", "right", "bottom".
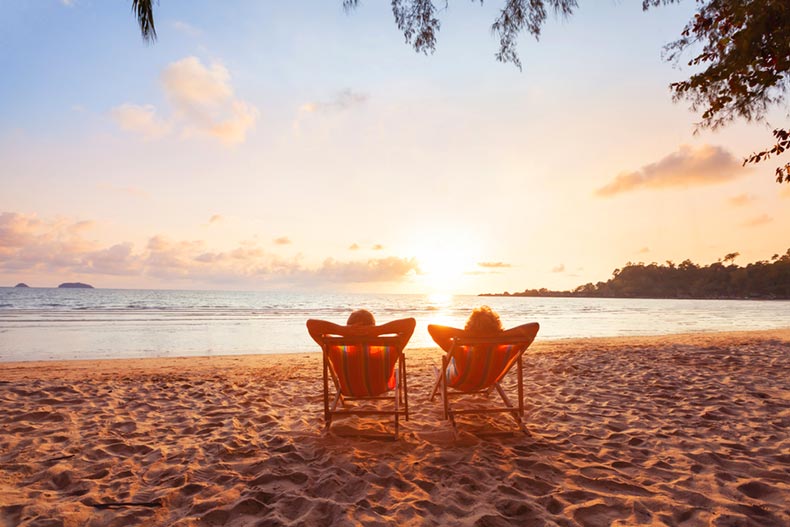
{"left": 1, "top": 0, "right": 788, "bottom": 294}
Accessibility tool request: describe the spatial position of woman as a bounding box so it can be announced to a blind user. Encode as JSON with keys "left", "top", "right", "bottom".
{"left": 429, "top": 305, "right": 538, "bottom": 352}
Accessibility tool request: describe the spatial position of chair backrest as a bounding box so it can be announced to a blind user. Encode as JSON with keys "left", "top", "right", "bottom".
{"left": 446, "top": 334, "right": 535, "bottom": 392}
{"left": 321, "top": 335, "right": 406, "bottom": 398}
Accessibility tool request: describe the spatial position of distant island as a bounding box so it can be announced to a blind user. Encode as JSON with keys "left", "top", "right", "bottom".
{"left": 481, "top": 249, "right": 790, "bottom": 300}
{"left": 14, "top": 283, "right": 30, "bottom": 288}
{"left": 58, "top": 282, "right": 94, "bottom": 289}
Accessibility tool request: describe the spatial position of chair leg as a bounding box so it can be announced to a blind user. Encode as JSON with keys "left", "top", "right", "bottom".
{"left": 517, "top": 355, "right": 524, "bottom": 417}
{"left": 402, "top": 354, "right": 409, "bottom": 421}
{"left": 430, "top": 364, "right": 441, "bottom": 401}
{"left": 322, "top": 350, "right": 330, "bottom": 427}
{"left": 394, "top": 366, "right": 400, "bottom": 438}
{"left": 495, "top": 382, "right": 526, "bottom": 432}
{"left": 442, "top": 356, "right": 449, "bottom": 420}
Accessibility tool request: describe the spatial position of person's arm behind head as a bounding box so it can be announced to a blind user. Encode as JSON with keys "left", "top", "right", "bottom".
{"left": 370, "top": 318, "right": 416, "bottom": 350}
{"left": 306, "top": 319, "right": 347, "bottom": 346}
{"left": 502, "top": 322, "right": 540, "bottom": 344}
{"left": 427, "top": 324, "right": 465, "bottom": 352}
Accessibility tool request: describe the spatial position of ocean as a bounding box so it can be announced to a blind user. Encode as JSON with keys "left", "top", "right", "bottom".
{"left": 1, "top": 287, "right": 789, "bottom": 362}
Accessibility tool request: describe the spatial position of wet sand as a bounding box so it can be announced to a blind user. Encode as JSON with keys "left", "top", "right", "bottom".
{"left": 1, "top": 329, "right": 789, "bottom": 526}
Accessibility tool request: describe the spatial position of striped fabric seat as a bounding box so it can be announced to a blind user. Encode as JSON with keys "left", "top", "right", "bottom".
{"left": 307, "top": 317, "right": 415, "bottom": 438}
{"left": 326, "top": 343, "right": 398, "bottom": 398}
{"left": 445, "top": 343, "right": 527, "bottom": 392}
{"left": 428, "top": 323, "right": 540, "bottom": 433}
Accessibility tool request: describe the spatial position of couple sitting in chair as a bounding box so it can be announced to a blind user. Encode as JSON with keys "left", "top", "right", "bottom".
{"left": 306, "top": 307, "right": 539, "bottom": 438}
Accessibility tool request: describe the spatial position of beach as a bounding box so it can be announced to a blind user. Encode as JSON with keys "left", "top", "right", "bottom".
{"left": 1, "top": 329, "right": 789, "bottom": 526}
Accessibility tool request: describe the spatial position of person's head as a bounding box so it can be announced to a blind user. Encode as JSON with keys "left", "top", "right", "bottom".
{"left": 464, "top": 305, "right": 503, "bottom": 335}
{"left": 347, "top": 309, "right": 376, "bottom": 326}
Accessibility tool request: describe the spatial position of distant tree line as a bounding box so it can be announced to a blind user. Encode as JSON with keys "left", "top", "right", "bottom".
{"left": 482, "top": 249, "right": 790, "bottom": 300}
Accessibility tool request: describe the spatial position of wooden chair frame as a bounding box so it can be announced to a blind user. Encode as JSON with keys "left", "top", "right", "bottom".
{"left": 429, "top": 334, "right": 534, "bottom": 434}
{"left": 321, "top": 335, "right": 409, "bottom": 439}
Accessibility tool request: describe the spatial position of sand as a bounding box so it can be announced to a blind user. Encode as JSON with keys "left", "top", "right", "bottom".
{"left": 1, "top": 329, "right": 789, "bottom": 526}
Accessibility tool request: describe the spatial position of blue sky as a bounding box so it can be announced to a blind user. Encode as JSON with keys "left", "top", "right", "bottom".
{"left": 1, "top": 1, "right": 788, "bottom": 292}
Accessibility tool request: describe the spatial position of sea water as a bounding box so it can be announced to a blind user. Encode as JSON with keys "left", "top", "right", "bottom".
{"left": 1, "top": 287, "right": 789, "bottom": 362}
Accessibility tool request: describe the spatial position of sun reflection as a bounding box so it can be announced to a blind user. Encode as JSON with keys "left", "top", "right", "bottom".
{"left": 427, "top": 292, "right": 452, "bottom": 305}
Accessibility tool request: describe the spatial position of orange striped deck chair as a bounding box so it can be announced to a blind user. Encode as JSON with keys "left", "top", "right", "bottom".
{"left": 307, "top": 318, "right": 415, "bottom": 438}
{"left": 428, "top": 323, "right": 539, "bottom": 433}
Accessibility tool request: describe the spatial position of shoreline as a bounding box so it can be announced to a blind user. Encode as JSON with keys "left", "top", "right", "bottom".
{"left": 3, "top": 327, "right": 790, "bottom": 368}
{"left": 2, "top": 329, "right": 789, "bottom": 525}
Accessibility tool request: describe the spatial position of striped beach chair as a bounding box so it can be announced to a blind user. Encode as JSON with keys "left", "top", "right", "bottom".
{"left": 428, "top": 323, "right": 539, "bottom": 433}
{"left": 307, "top": 318, "right": 415, "bottom": 438}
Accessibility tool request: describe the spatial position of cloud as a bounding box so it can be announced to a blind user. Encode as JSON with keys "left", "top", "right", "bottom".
{"left": 300, "top": 89, "right": 368, "bottom": 114}
{"left": 551, "top": 264, "right": 565, "bottom": 273}
{"left": 741, "top": 214, "right": 773, "bottom": 228}
{"left": 0, "top": 212, "right": 101, "bottom": 271}
{"left": 348, "top": 243, "right": 360, "bottom": 251}
{"left": 309, "top": 257, "right": 418, "bottom": 283}
{"left": 0, "top": 211, "right": 418, "bottom": 286}
{"left": 112, "top": 56, "right": 258, "bottom": 145}
{"left": 372, "top": 244, "right": 384, "bottom": 251}
{"left": 110, "top": 104, "right": 171, "bottom": 140}
{"left": 596, "top": 145, "right": 746, "bottom": 197}
{"left": 477, "top": 262, "right": 511, "bottom": 268}
{"left": 97, "top": 183, "right": 150, "bottom": 199}
{"left": 162, "top": 57, "right": 258, "bottom": 144}
{"left": 637, "top": 247, "right": 650, "bottom": 254}
{"left": 60, "top": 0, "right": 75, "bottom": 6}
{"left": 294, "top": 89, "right": 368, "bottom": 130}
{"left": 274, "top": 236, "right": 291, "bottom": 245}
{"left": 728, "top": 193, "right": 755, "bottom": 207}
{"left": 162, "top": 57, "right": 233, "bottom": 108}
{"left": 171, "top": 20, "right": 202, "bottom": 37}
{"left": 85, "top": 243, "right": 142, "bottom": 275}
{"left": 209, "top": 214, "right": 223, "bottom": 224}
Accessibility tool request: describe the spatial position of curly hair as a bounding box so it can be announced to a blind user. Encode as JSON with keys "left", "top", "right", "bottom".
{"left": 346, "top": 309, "right": 376, "bottom": 326}
{"left": 464, "top": 305, "right": 503, "bottom": 335}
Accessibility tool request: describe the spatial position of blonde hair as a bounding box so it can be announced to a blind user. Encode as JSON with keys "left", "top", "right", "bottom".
{"left": 464, "top": 306, "right": 503, "bottom": 335}
{"left": 347, "top": 309, "right": 375, "bottom": 326}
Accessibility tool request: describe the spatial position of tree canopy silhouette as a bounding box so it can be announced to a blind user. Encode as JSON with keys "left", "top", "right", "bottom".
{"left": 129, "top": 0, "right": 790, "bottom": 182}
{"left": 482, "top": 249, "right": 790, "bottom": 300}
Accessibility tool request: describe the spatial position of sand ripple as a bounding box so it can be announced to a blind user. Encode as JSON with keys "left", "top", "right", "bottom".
{"left": 1, "top": 330, "right": 790, "bottom": 526}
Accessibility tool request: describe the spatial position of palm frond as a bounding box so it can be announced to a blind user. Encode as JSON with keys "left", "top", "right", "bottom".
{"left": 132, "top": 0, "right": 157, "bottom": 42}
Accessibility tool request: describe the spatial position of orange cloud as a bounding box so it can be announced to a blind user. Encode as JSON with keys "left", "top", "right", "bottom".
{"left": 0, "top": 212, "right": 419, "bottom": 286}
{"left": 637, "top": 247, "right": 650, "bottom": 254}
{"left": 728, "top": 193, "right": 755, "bottom": 207}
{"left": 163, "top": 57, "right": 258, "bottom": 144}
{"left": 596, "top": 145, "right": 745, "bottom": 197}
{"left": 112, "top": 56, "right": 258, "bottom": 145}
{"left": 310, "top": 257, "right": 419, "bottom": 283}
{"left": 274, "top": 236, "right": 291, "bottom": 245}
{"left": 110, "top": 104, "right": 171, "bottom": 140}
{"left": 741, "top": 214, "right": 773, "bottom": 228}
{"left": 478, "top": 261, "right": 511, "bottom": 269}
{"left": 551, "top": 264, "right": 565, "bottom": 273}
{"left": 0, "top": 212, "right": 103, "bottom": 272}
